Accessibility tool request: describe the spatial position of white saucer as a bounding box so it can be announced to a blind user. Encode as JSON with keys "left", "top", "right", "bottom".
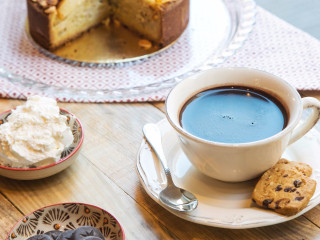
{"left": 136, "top": 119, "right": 320, "bottom": 229}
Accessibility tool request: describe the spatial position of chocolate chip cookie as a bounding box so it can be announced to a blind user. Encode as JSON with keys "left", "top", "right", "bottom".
{"left": 252, "top": 158, "right": 317, "bottom": 216}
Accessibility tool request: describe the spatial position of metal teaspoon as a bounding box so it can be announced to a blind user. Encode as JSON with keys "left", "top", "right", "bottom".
{"left": 143, "top": 123, "right": 198, "bottom": 212}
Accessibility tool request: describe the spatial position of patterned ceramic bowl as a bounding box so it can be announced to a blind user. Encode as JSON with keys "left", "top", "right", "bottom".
{"left": 6, "top": 202, "right": 125, "bottom": 240}
{"left": 0, "top": 108, "right": 84, "bottom": 180}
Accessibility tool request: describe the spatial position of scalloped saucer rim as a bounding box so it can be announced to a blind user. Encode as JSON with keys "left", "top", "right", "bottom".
{"left": 136, "top": 119, "right": 320, "bottom": 229}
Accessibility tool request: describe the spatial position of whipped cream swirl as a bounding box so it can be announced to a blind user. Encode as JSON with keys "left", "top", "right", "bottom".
{"left": 0, "top": 96, "right": 74, "bottom": 168}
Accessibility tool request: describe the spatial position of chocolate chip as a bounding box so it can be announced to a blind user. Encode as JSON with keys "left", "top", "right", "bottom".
{"left": 275, "top": 198, "right": 291, "bottom": 209}
{"left": 294, "top": 180, "right": 302, "bottom": 188}
{"left": 284, "top": 187, "right": 296, "bottom": 193}
{"left": 284, "top": 187, "right": 292, "bottom": 192}
{"left": 275, "top": 185, "right": 282, "bottom": 191}
{"left": 295, "top": 196, "right": 305, "bottom": 201}
{"left": 283, "top": 174, "right": 288, "bottom": 177}
{"left": 252, "top": 198, "right": 256, "bottom": 203}
{"left": 263, "top": 199, "right": 273, "bottom": 207}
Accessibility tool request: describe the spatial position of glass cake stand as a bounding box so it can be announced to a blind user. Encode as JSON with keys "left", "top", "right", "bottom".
{"left": 0, "top": 0, "right": 256, "bottom": 102}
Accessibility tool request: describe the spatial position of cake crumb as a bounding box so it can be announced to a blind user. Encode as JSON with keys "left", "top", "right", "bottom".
{"left": 44, "top": 6, "right": 56, "bottom": 14}
{"left": 139, "top": 39, "right": 152, "bottom": 50}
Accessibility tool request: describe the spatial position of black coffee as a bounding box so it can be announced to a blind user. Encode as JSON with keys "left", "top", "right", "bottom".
{"left": 180, "top": 86, "right": 288, "bottom": 143}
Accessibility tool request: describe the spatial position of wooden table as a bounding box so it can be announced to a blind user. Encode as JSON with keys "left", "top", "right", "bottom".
{"left": 2, "top": 0, "right": 320, "bottom": 237}
{"left": 1, "top": 90, "right": 320, "bottom": 240}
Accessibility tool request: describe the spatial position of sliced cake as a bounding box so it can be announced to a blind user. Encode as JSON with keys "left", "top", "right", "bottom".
{"left": 26, "top": 0, "right": 190, "bottom": 50}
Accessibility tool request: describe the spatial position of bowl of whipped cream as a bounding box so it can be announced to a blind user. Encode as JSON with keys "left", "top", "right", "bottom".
{"left": 0, "top": 95, "right": 84, "bottom": 180}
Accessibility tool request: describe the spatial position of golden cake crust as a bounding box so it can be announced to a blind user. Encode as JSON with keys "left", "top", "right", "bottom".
{"left": 27, "top": 0, "right": 189, "bottom": 50}
{"left": 27, "top": 0, "right": 52, "bottom": 49}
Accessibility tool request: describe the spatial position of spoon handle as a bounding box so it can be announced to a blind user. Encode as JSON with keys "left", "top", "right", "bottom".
{"left": 143, "top": 123, "right": 174, "bottom": 185}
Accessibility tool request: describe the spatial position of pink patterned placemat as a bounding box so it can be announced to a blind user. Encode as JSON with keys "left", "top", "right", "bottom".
{"left": 0, "top": 2, "right": 319, "bottom": 102}
{"left": 1, "top": 0, "right": 247, "bottom": 102}
{"left": 221, "top": 8, "right": 320, "bottom": 90}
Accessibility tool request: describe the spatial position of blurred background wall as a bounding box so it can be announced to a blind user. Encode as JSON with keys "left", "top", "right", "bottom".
{"left": 256, "top": 0, "right": 320, "bottom": 40}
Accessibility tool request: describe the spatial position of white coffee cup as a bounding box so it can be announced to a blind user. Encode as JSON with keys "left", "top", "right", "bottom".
{"left": 166, "top": 67, "right": 320, "bottom": 182}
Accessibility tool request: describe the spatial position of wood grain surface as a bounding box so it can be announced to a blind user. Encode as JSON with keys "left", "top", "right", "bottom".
{"left": 0, "top": 92, "right": 320, "bottom": 239}
{"left": 2, "top": 0, "right": 320, "bottom": 235}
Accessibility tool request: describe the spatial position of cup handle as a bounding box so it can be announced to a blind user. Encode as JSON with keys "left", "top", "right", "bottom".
{"left": 289, "top": 97, "right": 320, "bottom": 145}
